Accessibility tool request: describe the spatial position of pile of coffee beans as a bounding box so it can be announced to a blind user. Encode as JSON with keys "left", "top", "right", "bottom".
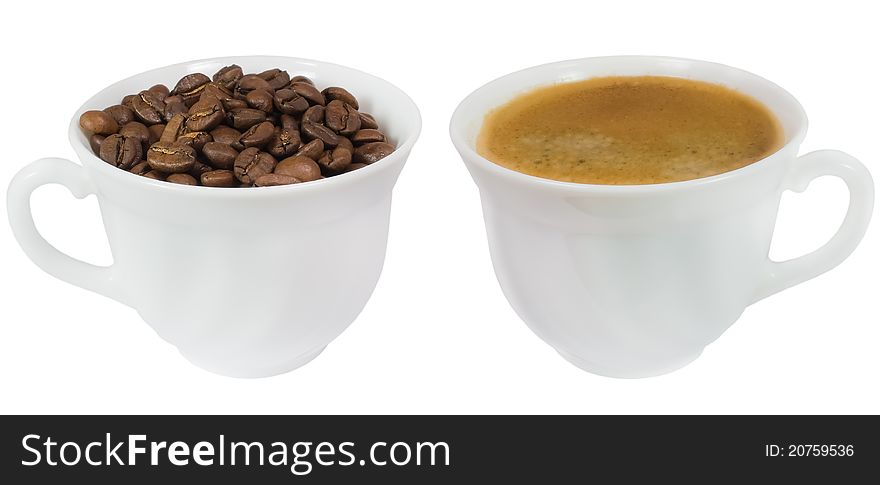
{"left": 79, "top": 65, "right": 395, "bottom": 187}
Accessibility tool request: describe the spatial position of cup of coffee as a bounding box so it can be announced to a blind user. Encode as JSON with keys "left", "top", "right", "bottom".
{"left": 7, "top": 56, "right": 421, "bottom": 377}
{"left": 450, "top": 56, "right": 874, "bottom": 378}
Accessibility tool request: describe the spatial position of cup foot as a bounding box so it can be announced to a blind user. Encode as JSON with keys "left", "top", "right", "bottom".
{"left": 556, "top": 348, "right": 702, "bottom": 378}
{"left": 179, "top": 346, "right": 326, "bottom": 378}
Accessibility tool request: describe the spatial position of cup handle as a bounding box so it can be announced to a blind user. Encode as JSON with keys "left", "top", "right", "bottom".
{"left": 755, "top": 150, "right": 874, "bottom": 301}
{"left": 7, "top": 157, "right": 125, "bottom": 304}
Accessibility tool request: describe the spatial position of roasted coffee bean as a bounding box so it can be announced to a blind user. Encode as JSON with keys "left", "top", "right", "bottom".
{"left": 166, "top": 173, "right": 198, "bottom": 185}
{"left": 337, "top": 135, "right": 354, "bottom": 153}
{"left": 131, "top": 90, "right": 166, "bottom": 125}
{"left": 276, "top": 155, "right": 321, "bottom": 182}
{"left": 161, "top": 114, "right": 187, "bottom": 143}
{"left": 258, "top": 69, "right": 290, "bottom": 90}
{"left": 279, "top": 113, "right": 297, "bottom": 130}
{"left": 246, "top": 89, "right": 274, "bottom": 113}
{"left": 340, "top": 104, "right": 361, "bottom": 135}
{"left": 267, "top": 125, "right": 301, "bottom": 159}
{"left": 315, "top": 150, "right": 337, "bottom": 177}
{"left": 130, "top": 161, "right": 150, "bottom": 175}
{"left": 354, "top": 142, "right": 395, "bottom": 164}
{"left": 99, "top": 134, "right": 142, "bottom": 169}
{"left": 143, "top": 170, "right": 165, "bottom": 180}
{"left": 273, "top": 89, "right": 308, "bottom": 114}
{"left": 88, "top": 134, "right": 105, "bottom": 154}
{"left": 148, "top": 84, "right": 170, "bottom": 98}
{"left": 322, "top": 86, "right": 358, "bottom": 109}
{"left": 201, "top": 83, "right": 234, "bottom": 102}
{"left": 344, "top": 162, "right": 368, "bottom": 172}
{"left": 189, "top": 160, "right": 213, "bottom": 179}
{"left": 254, "top": 173, "right": 301, "bottom": 186}
{"left": 163, "top": 97, "right": 188, "bottom": 121}
{"left": 301, "top": 120, "right": 339, "bottom": 147}
{"left": 147, "top": 124, "right": 165, "bottom": 145}
{"left": 201, "top": 169, "right": 236, "bottom": 187}
{"left": 235, "top": 74, "right": 274, "bottom": 99}
{"left": 239, "top": 121, "right": 274, "bottom": 148}
{"left": 202, "top": 142, "right": 238, "bottom": 169}
{"left": 186, "top": 96, "right": 225, "bottom": 132}
{"left": 351, "top": 128, "right": 386, "bottom": 144}
{"left": 317, "top": 146, "right": 353, "bottom": 173}
{"left": 302, "top": 105, "right": 325, "bottom": 124}
{"left": 226, "top": 108, "right": 267, "bottom": 131}
{"left": 80, "top": 110, "right": 118, "bottom": 135}
{"left": 213, "top": 65, "right": 243, "bottom": 90}
{"left": 289, "top": 75, "right": 314, "bottom": 86}
{"left": 324, "top": 100, "right": 347, "bottom": 132}
{"left": 171, "top": 73, "right": 211, "bottom": 106}
{"left": 234, "top": 148, "right": 276, "bottom": 184}
{"left": 324, "top": 100, "right": 360, "bottom": 135}
{"left": 119, "top": 121, "right": 151, "bottom": 147}
{"left": 121, "top": 94, "right": 136, "bottom": 108}
{"left": 209, "top": 125, "right": 242, "bottom": 145}
{"left": 104, "top": 105, "right": 136, "bottom": 126}
{"left": 147, "top": 142, "right": 196, "bottom": 173}
{"left": 176, "top": 131, "right": 212, "bottom": 151}
{"left": 223, "top": 98, "right": 248, "bottom": 111}
{"left": 291, "top": 82, "right": 325, "bottom": 106}
{"left": 171, "top": 74, "right": 210, "bottom": 95}
{"left": 256, "top": 68, "right": 280, "bottom": 80}
{"left": 295, "top": 139, "right": 324, "bottom": 160}
{"left": 358, "top": 112, "right": 379, "bottom": 129}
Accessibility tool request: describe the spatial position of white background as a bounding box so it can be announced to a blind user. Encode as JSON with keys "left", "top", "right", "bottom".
{"left": 1, "top": 0, "right": 877, "bottom": 414}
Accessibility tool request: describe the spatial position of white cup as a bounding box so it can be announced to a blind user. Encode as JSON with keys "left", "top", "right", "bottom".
{"left": 450, "top": 56, "right": 874, "bottom": 378}
{"left": 7, "top": 56, "right": 421, "bottom": 378}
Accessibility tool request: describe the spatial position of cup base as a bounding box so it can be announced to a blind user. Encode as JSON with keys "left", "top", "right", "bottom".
{"left": 179, "top": 346, "right": 327, "bottom": 378}
{"left": 556, "top": 348, "right": 703, "bottom": 378}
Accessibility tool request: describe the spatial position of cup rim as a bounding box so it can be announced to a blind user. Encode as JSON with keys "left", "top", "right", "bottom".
{"left": 449, "top": 55, "right": 809, "bottom": 194}
{"left": 68, "top": 55, "right": 421, "bottom": 196}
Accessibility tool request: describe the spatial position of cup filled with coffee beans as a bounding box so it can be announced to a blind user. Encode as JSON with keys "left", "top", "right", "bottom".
{"left": 8, "top": 56, "right": 421, "bottom": 377}
{"left": 450, "top": 56, "right": 873, "bottom": 378}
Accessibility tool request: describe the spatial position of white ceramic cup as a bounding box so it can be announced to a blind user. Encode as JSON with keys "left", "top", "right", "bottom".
{"left": 450, "top": 56, "right": 874, "bottom": 378}
{"left": 7, "top": 56, "right": 421, "bottom": 378}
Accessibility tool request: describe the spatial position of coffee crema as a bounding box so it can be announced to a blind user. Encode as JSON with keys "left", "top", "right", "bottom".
{"left": 476, "top": 76, "right": 784, "bottom": 185}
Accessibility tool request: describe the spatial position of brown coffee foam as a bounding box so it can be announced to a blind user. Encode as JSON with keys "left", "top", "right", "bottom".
{"left": 477, "top": 76, "right": 783, "bottom": 185}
